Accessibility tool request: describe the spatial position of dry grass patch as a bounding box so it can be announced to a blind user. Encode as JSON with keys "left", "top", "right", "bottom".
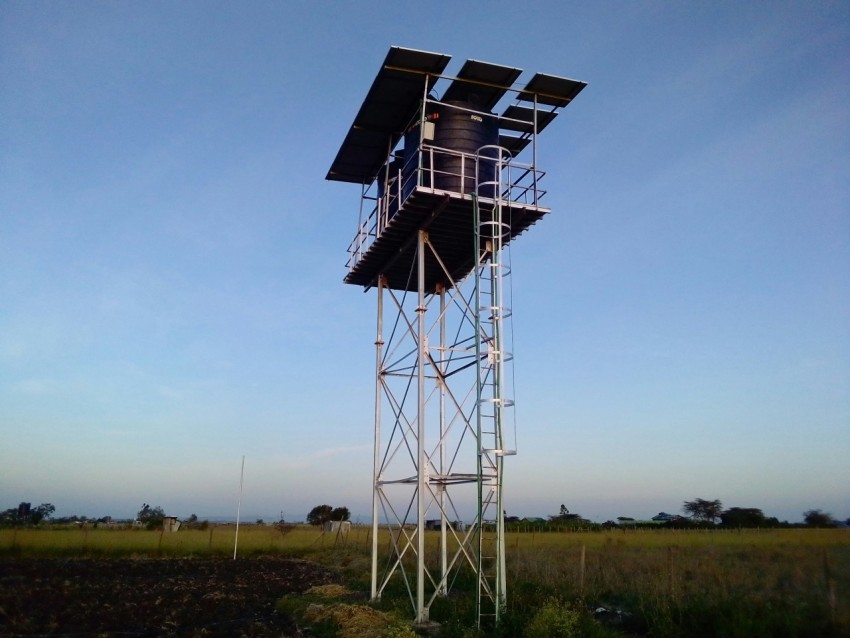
{"left": 304, "top": 602, "right": 417, "bottom": 638}
{"left": 306, "top": 583, "right": 354, "bottom": 598}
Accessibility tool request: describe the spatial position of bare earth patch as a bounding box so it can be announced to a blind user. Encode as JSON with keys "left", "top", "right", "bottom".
{"left": 0, "top": 556, "right": 337, "bottom": 636}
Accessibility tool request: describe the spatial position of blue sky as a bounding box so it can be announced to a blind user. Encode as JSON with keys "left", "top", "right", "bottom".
{"left": 1, "top": 1, "right": 848, "bottom": 524}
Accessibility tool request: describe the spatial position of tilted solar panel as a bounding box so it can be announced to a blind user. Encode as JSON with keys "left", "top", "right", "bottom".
{"left": 326, "top": 47, "right": 451, "bottom": 183}
{"left": 441, "top": 59, "right": 522, "bottom": 111}
{"left": 517, "top": 72, "right": 587, "bottom": 107}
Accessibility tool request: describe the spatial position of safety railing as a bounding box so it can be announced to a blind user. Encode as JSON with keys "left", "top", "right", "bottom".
{"left": 346, "top": 146, "right": 547, "bottom": 273}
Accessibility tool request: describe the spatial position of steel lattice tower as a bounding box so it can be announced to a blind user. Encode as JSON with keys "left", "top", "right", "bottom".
{"left": 326, "top": 47, "right": 585, "bottom": 628}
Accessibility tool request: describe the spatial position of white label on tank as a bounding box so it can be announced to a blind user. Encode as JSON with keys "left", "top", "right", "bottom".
{"left": 470, "top": 115, "right": 483, "bottom": 122}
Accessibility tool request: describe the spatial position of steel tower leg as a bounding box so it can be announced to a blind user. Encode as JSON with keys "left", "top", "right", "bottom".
{"left": 371, "top": 277, "right": 384, "bottom": 602}
{"left": 416, "top": 230, "right": 427, "bottom": 624}
{"left": 438, "top": 283, "right": 448, "bottom": 597}
{"left": 368, "top": 188, "right": 514, "bottom": 627}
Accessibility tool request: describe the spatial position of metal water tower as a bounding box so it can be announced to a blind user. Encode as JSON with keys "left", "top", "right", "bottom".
{"left": 327, "top": 46, "right": 585, "bottom": 628}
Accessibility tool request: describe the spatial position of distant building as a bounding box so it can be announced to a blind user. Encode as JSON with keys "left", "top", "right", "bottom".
{"left": 163, "top": 516, "right": 181, "bottom": 532}
{"left": 324, "top": 521, "right": 351, "bottom": 534}
{"left": 651, "top": 512, "right": 679, "bottom": 522}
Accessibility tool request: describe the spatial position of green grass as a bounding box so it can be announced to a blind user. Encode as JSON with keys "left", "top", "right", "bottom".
{"left": 3, "top": 526, "right": 848, "bottom": 636}
{"left": 0, "top": 523, "right": 373, "bottom": 557}
{"left": 501, "top": 528, "right": 849, "bottom": 637}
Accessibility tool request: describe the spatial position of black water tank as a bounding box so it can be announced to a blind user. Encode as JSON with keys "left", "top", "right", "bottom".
{"left": 432, "top": 100, "right": 499, "bottom": 196}
{"left": 403, "top": 100, "right": 499, "bottom": 198}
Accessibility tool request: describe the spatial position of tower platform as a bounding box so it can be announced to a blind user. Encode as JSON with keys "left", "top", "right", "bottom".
{"left": 330, "top": 46, "right": 585, "bottom": 294}
{"left": 343, "top": 185, "right": 549, "bottom": 293}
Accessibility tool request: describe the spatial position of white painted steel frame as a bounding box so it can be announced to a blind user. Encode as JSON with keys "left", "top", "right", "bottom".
{"left": 338, "top": 48, "right": 585, "bottom": 631}
{"left": 369, "top": 195, "right": 514, "bottom": 629}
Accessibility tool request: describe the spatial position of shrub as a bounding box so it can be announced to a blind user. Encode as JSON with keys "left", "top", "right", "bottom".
{"left": 524, "top": 598, "right": 580, "bottom": 638}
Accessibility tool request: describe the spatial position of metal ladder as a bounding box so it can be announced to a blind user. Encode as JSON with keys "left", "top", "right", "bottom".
{"left": 477, "top": 517, "right": 499, "bottom": 625}
{"left": 474, "top": 145, "right": 515, "bottom": 628}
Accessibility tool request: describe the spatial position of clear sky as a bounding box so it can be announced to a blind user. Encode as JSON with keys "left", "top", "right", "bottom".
{"left": 1, "top": 1, "right": 848, "bottom": 524}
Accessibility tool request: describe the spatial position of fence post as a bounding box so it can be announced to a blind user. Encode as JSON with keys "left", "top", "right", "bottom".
{"left": 824, "top": 549, "right": 837, "bottom": 622}
{"left": 579, "top": 544, "right": 586, "bottom": 598}
{"left": 666, "top": 546, "right": 675, "bottom": 601}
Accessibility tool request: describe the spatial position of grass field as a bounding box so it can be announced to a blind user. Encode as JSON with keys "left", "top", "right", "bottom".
{"left": 2, "top": 525, "right": 847, "bottom": 636}
{"left": 500, "top": 528, "right": 849, "bottom": 637}
{"left": 0, "top": 523, "right": 353, "bottom": 557}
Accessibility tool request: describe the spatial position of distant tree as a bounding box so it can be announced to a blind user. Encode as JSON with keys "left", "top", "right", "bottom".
{"left": 30, "top": 503, "right": 55, "bottom": 525}
{"left": 548, "top": 504, "right": 588, "bottom": 526}
{"left": 803, "top": 509, "right": 834, "bottom": 528}
{"left": 720, "top": 507, "right": 767, "bottom": 528}
{"left": 682, "top": 498, "right": 723, "bottom": 523}
{"left": 0, "top": 502, "right": 55, "bottom": 527}
{"left": 183, "top": 514, "right": 208, "bottom": 530}
{"left": 307, "top": 504, "right": 334, "bottom": 527}
{"left": 0, "top": 508, "right": 18, "bottom": 527}
{"left": 136, "top": 503, "right": 166, "bottom": 530}
{"left": 330, "top": 506, "right": 350, "bottom": 522}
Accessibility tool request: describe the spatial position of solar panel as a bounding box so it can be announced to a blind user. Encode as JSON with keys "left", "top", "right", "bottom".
{"left": 518, "top": 73, "right": 587, "bottom": 107}
{"left": 498, "top": 134, "right": 531, "bottom": 157}
{"left": 499, "top": 105, "right": 558, "bottom": 134}
{"left": 327, "top": 47, "right": 451, "bottom": 183}
{"left": 441, "top": 59, "right": 522, "bottom": 111}
{"left": 328, "top": 50, "right": 586, "bottom": 184}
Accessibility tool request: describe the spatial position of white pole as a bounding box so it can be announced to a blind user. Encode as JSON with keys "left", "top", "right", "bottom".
{"left": 416, "top": 230, "right": 426, "bottom": 624}
{"left": 233, "top": 455, "right": 245, "bottom": 560}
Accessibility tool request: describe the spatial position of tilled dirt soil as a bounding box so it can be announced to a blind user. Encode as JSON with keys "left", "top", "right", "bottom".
{"left": 0, "top": 557, "right": 337, "bottom": 637}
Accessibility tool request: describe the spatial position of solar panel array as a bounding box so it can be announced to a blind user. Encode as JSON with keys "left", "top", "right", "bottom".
{"left": 327, "top": 46, "right": 586, "bottom": 185}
